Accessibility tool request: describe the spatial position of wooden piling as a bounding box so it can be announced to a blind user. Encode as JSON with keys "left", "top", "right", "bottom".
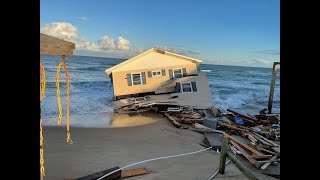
{"left": 226, "top": 152, "right": 259, "bottom": 180}
{"left": 219, "top": 136, "right": 228, "bottom": 174}
{"left": 268, "top": 62, "right": 280, "bottom": 114}
{"left": 219, "top": 135, "right": 260, "bottom": 180}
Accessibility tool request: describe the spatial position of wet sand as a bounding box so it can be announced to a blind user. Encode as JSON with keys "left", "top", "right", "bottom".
{"left": 42, "top": 112, "right": 259, "bottom": 180}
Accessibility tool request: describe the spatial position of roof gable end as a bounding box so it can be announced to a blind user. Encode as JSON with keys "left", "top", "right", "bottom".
{"left": 105, "top": 48, "right": 202, "bottom": 75}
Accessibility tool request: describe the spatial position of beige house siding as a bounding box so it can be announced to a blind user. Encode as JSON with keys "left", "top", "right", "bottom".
{"left": 112, "top": 51, "right": 197, "bottom": 73}
{"left": 112, "top": 63, "right": 198, "bottom": 97}
{"left": 172, "top": 75, "right": 213, "bottom": 109}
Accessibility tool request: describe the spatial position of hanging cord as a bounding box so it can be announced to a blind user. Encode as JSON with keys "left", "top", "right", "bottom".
{"left": 62, "top": 56, "right": 73, "bottom": 144}
{"left": 40, "top": 56, "right": 46, "bottom": 177}
{"left": 97, "top": 146, "right": 212, "bottom": 180}
{"left": 56, "top": 60, "right": 63, "bottom": 125}
{"left": 56, "top": 55, "right": 73, "bottom": 144}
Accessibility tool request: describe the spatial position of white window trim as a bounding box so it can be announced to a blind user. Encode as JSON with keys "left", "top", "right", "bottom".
{"left": 131, "top": 72, "right": 142, "bottom": 86}
{"left": 173, "top": 68, "right": 183, "bottom": 78}
{"left": 152, "top": 70, "right": 162, "bottom": 77}
{"left": 181, "top": 82, "right": 193, "bottom": 93}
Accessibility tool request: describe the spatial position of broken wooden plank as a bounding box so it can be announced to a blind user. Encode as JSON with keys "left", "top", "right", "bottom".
{"left": 121, "top": 168, "right": 148, "bottom": 179}
{"left": 249, "top": 133, "right": 273, "bottom": 146}
{"left": 218, "top": 122, "right": 249, "bottom": 132}
{"left": 250, "top": 154, "right": 273, "bottom": 159}
{"left": 227, "top": 108, "right": 258, "bottom": 121}
{"left": 261, "top": 156, "right": 278, "bottom": 170}
{"left": 75, "top": 166, "right": 121, "bottom": 180}
{"left": 205, "top": 132, "right": 223, "bottom": 150}
{"left": 163, "top": 113, "right": 181, "bottom": 128}
{"left": 251, "top": 132, "right": 280, "bottom": 147}
{"left": 226, "top": 152, "right": 259, "bottom": 180}
{"left": 254, "top": 144, "right": 272, "bottom": 149}
{"left": 223, "top": 133, "right": 265, "bottom": 156}
{"left": 258, "top": 148, "right": 280, "bottom": 156}
{"left": 239, "top": 131, "right": 258, "bottom": 145}
{"left": 229, "top": 140, "right": 259, "bottom": 167}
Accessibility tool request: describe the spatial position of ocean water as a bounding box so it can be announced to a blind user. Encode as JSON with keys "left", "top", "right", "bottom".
{"left": 40, "top": 55, "right": 279, "bottom": 126}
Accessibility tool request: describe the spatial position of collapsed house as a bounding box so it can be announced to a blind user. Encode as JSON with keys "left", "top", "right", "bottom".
{"left": 105, "top": 48, "right": 213, "bottom": 111}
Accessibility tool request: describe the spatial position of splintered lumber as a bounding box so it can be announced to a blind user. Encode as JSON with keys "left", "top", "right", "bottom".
{"left": 121, "top": 168, "right": 148, "bottom": 179}
{"left": 254, "top": 144, "right": 272, "bottom": 149}
{"left": 251, "top": 132, "right": 280, "bottom": 147}
{"left": 229, "top": 140, "right": 258, "bottom": 167}
{"left": 219, "top": 136, "right": 259, "bottom": 180}
{"left": 239, "top": 131, "right": 258, "bottom": 144}
{"left": 218, "top": 122, "right": 249, "bottom": 132}
{"left": 249, "top": 133, "right": 273, "bottom": 146}
{"left": 75, "top": 166, "right": 121, "bottom": 180}
{"left": 227, "top": 108, "right": 258, "bottom": 121}
{"left": 261, "top": 156, "right": 278, "bottom": 170}
{"left": 258, "top": 148, "right": 280, "bottom": 156}
{"left": 205, "top": 132, "right": 223, "bottom": 150}
{"left": 223, "top": 133, "right": 265, "bottom": 156}
{"left": 163, "top": 113, "right": 181, "bottom": 128}
{"left": 226, "top": 152, "right": 259, "bottom": 180}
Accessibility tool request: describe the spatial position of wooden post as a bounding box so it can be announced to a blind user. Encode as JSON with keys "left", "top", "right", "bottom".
{"left": 226, "top": 152, "right": 259, "bottom": 180}
{"left": 268, "top": 62, "right": 280, "bottom": 114}
{"left": 219, "top": 135, "right": 229, "bottom": 174}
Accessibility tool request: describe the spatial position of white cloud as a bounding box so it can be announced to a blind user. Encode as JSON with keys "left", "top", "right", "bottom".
{"left": 76, "top": 16, "right": 89, "bottom": 21}
{"left": 98, "top": 36, "right": 117, "bottom": 50}
{"left": 117, "top": 37, "right": 130, "bottom": 50}
{"left": 40, "top": 22, "right": 79, "bottom": 42}
{"left": 40, "top": 22, "right": 139, "bottom": 58}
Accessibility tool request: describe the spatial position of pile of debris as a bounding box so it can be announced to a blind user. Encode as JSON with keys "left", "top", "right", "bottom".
{"left": 114, "top": 96, "right": 158, "bottom": 113}
{"left": 204, "top": 107, "right": 280, "bottom": 170}
{"left": 219, "top": 108, "right": 280, "bottom": 141}
{"left": 161, "top": 107, "right": 206, "bottom": 127}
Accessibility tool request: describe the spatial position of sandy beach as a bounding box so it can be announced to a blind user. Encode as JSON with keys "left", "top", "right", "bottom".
{"left": 42, "top": 112, "right": 276, "bottom": 180}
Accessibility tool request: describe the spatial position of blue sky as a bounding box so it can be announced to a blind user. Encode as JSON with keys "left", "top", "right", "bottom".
{"left": 40, "top": 0, "right": 280, "bottom": 67}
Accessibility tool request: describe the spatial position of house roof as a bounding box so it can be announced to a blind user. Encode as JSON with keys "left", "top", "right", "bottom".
{"left": 105, "top": 48, "right": 203, "bottom": 75}
{"left": 40, "top": 33, "right": 76, "bottom": 56}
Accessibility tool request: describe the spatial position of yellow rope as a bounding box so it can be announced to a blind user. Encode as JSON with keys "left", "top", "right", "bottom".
{"left": 62, "top": 56, "right": 73, "bottom": 144}
{"left": 40, "top": 57, "right": 46, "bottom": 177}
{"left": 56, "top": 55, "right": 73, "bottom": 144}
{"left": 55, "top": 61, "right": 64, "bottom": 125}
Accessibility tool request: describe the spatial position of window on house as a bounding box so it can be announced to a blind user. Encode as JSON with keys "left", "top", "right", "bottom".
{"left": 181, "top": 82, "right": 192, "bottom": 92}
{"left": 152, "top": 70, "right": 162, "bottom": 76}
{"left": 173, "top": 69, "right": 183, "bottom": 78}
{"left": 131, "top": 73, "right": 142, "bottom": 85}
